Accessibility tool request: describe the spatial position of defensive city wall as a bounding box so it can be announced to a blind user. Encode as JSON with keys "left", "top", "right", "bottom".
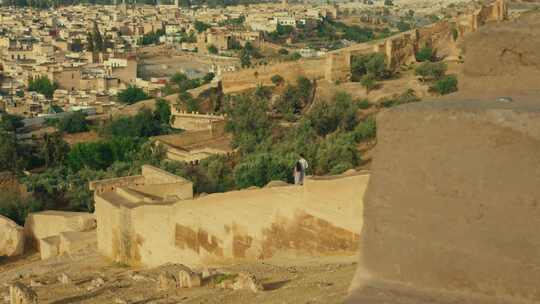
{"left": 220, "top": 0, "right": 508, "bottom": 93}
{"left": 92, "top": 169, "right": 368, "bottom": 268}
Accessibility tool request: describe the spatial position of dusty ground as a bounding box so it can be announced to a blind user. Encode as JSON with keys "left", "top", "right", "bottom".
{"left": 0, "top": 252, "right": 357, "bottom": 304}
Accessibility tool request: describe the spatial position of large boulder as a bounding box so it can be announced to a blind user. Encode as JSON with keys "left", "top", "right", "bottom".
{"left": 348, "top": 100, "right": 540, "bottom": 303}
{"left": 0, "top": 215, "right": 24, "bottom": 257}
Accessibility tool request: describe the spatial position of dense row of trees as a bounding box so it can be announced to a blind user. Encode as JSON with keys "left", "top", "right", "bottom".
{"left": 224, "top": 89, "right": 376, "bottom": 185}
{"left": 0, "top": 100, "right": 175, "bottom": 223}
{"left": 267, "top": 19, "right": 380, "bottom": 50}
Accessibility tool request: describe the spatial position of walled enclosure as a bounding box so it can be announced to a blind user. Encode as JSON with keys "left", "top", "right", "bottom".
{"left": 348, "top": 100, "right": 540, "bottom": 303}
{"left": 93, "top": 171, "right": 368, "bottom": 268}
{"left": 220, "top": 0, "right": 508, "bottom": 92}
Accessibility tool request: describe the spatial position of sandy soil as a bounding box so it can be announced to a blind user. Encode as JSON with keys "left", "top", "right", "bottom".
{"left": 0, "top": 252, "right": 357, "bottom": 304}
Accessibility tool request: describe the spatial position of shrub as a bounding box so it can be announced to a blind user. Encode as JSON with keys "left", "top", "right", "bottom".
{"left": 288, "top": 52, "right": 302, "bottom": 61}
{"left": 271, "top": 74, "right": 284, "bottom": 86}
{"left": 452, "top": 28, "right": 459, "bottom": 41}
{"left": 207, "top": 44, "right": 218, "bottom": 54}
{"left": 415, "top": 62, "right": 447, "bottom": 81}
{"left": 416, "top": 46, "right": 435, "bottom": 62}
{"left": 354, "top": 116, "right": 376, "bottom": 142}
{"left": 358, "top": 99, "right": 371, "bottom": 109}
{"left": 432, "top": 75, "right": 458, "bottom": 95}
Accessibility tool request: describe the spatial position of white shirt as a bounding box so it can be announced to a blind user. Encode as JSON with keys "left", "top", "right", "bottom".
{"left": 299, "top": 158, "right": 309, "bottom": 171}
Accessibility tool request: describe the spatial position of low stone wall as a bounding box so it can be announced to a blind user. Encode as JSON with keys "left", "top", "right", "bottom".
{"left": 170, "top": 110, "right": 225, "bottom": 131}
{"left": 89, "top": 175, "right": 146, "bottom": 195}
{"left": 348, "top": 100, "right": 540, "bottom": 303}
{"left": 94, "top": 173, "right": 369, "bottom": 268}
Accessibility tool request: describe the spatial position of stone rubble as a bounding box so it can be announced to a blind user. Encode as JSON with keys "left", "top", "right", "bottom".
{"left": 9, "top": 283, "right": 37, "bottom": 304}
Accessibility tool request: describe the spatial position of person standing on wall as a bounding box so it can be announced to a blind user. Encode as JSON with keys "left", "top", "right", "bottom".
{"left": 294, "top": 153, "right": 309, "bottom": 185}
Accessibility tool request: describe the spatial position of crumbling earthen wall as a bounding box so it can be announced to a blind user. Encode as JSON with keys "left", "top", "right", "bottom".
{"left": 348, "top": 100, "right": 540, "bottom": 303}
{"left": 221, "top": 58, "right": 326, "bottom": 93}
{"left": 95, "top": 173, "right": 369, "bottom": 268}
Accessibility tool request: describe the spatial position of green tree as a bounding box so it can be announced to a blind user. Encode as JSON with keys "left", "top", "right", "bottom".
{"left": 0, "top": 131, "right": 19, "bottom": 172}
{"left": 194, "top": 21, "right": 211, "bottom": 33}
{"left": 351, "top": 53, "right": 389, "bottom": 81}
{"left": 92, "top": 21, "right": 104, "bottom": 52}
{"left": 296, "top": 76, "right": 313, "bottom": 105}
{"left": 275, "top": 85, "right": 300, "bottom": 116}
{"left": 306, "top": 92, "right": 359, "bottom": 137}
{"left": 28, "top": 76, "right": 58, "bottom": 98}
{"left": 240, "top": 48, "right": 252, "bottom": 68}
{"left": 101, "top": 109, "right": 165, "bottom": 138}
{"left": 56, "top": 111, "right": 89, "bottom": 134}
{"left": 117, "top": 85, "right": 149, "bottom": 104}
{"left": 360, "top": 74, "right": 376, "bottom": 94}
{"left": 86, "top": 32, "right": 94, "bottom": 52}
{"left": 40, "top": 132, "right": 69, "bottom": 168}
{"left": 314, "top": 133, "right": 360, "bottom": 175}
{"left": 0, "top": 114, "right": 24, "bottom": 132}
{"left": 354, "top": 116, "right": 376, "bottom": 142}
{"left": 154, "top": 98, "right": 171, "bottom": 125}
{"left": 0, "top": 192, "right": 45, "bottom": 225}
{"left": 203, "top": 72, "right": 215, "bottom": 83}
{"left": 234, "top": 153, "right": 291, "bottom": 188}
{"left": 224, "top": 94, "right": 273, "bottom": 154}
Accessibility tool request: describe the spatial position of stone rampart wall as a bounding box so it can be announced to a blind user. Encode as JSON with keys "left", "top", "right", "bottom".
{"left": 221, "top": 0, "right": 508, "bottom": 89}
{"left": 94, "top": 173, "right": 369, "bottom": 268}
{"left": 221, "top": 58, "right": 326, "bottom": 93}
